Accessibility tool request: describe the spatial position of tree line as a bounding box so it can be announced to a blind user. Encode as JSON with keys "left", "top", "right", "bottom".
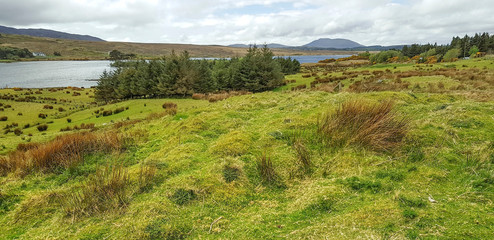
{"left": 372, "top": 32, "right": 494, "bottom": 63}
{"left": 95, "top": 45, "right": 300, "bottom": 102}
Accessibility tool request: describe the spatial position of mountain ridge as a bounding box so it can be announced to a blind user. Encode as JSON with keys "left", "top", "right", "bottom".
{"left": 228, "top": 38, "right": 403, "bottom": 51}
{"left": 0, "top": 25, "right": 105, "bottom": 42}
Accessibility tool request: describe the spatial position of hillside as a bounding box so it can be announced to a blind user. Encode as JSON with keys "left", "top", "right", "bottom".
{"left": 0, "top": 57, "right": 493, "bottom": 239}
{"left": 0, "top": 25, "right": 105, "bottom": 42}
{"left": 0, "top": 34, "right": 355, "bottom": 60}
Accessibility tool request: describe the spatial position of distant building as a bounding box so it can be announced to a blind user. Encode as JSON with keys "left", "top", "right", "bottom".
{"left": 33, "top": 52, "right": 46, "bottom": 57}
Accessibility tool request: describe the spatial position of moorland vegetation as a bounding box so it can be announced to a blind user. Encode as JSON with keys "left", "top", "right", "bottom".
{"left": 0, "top": 41, "right": 493, "bottom": 239}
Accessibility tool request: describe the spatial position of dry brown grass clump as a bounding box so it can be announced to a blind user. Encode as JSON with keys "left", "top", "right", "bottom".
{"left": 0, "top": 132, "right": 123, "bottom": 176}
{"left": 318, "top": 99, "right": 409, "bottom": 152}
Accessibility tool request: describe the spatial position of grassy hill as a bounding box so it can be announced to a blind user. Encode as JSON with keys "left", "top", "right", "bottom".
{"left": 0, "top": 34, "right": 355, "bottom": 60}
{"left": 0, "top": 57, "right": 493, "bottom": 239}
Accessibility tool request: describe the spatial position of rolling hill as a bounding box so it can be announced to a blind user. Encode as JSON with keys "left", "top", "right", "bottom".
{"left": 0, "top": 34, "right": 356, "bottom": 59}
{"left": 0, "top": 25, "right": 105, "bottom": 42}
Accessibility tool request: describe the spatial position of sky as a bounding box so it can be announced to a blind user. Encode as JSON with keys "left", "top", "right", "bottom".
{"left": 0, "top": 0, "right": 493, "bottom": 46}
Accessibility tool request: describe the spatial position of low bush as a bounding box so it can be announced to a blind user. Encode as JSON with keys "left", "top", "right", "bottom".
{"left": 318, "top": 99, "right": 408, "bottom": 152}
{"left": 38, "top": 113, "right": 47, "bottom": 119}
{"left": 102, "top": 110, "right": 113, "bottom": 116}
{"left": 162, "top": 102, "right": 177, "bottom": 109}
{"left": 0, "top": 116, "right": 7, "bottom": 121}
{"left": 13, "top": 128, "right": 22, "bottom": 136}
{"left": 114, "top": 107, "right": 125, "bottom": 114}
{"left": 37, "top": 124, "right": 48, "bottom": 131}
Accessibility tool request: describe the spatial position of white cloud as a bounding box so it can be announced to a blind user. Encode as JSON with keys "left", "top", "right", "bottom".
{"left": 0, "top": 0, "right": 493, "bottom": 46}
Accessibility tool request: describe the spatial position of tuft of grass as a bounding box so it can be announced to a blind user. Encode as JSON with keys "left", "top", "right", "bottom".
{"left": 257, "top": 153, "right": 280, "bottom": 185}
{"left": 343, "top": 176, "right": 382, "bottom": 193}
{"left": 318, "top": 99, "right": 409, "bottom": 152}
{"left": 292, "top": 138, "right": 312, "bottom": 172}
{"left": 62, "top": 165, "right": 130, "bottom": 217}
{"left": 170, "top": 188, "right": 196, "bottom": 205}
{"left": 398, "top": 195, "right": 427, "bottom": 208}
{"left": 223, "top": 165, "right": 241, "bottom": 183}
{"left": 0, "top": 132, "right": 123, "bottom": 176}
{"left": 402, "top": 208, "right": 418, "bottom": 219}
{"left": 137, "top": 164, "right": 158, "bottom": 193}
{"left": 145, "top": 217, "right": 192, "bottom": 240}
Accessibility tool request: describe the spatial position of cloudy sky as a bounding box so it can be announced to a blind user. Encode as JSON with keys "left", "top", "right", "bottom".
{"left": 1, "top": 0, "right": 493, "bottom": 46}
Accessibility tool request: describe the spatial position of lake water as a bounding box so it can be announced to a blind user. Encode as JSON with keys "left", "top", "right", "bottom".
{"left": 279, "top": 54, "right": 352, "bottom": 64}
{"left": 0, "top": 55, "right": 351, "bottom": 88}
{"left": 0, "top": 61, "right": 112, "bottom": 88}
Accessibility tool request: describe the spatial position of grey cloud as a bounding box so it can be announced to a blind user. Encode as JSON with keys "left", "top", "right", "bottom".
{"left": 0, "top": 0, "right": 493, "bottom": 46}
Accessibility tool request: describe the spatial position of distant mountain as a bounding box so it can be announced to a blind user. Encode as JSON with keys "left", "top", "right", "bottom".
{"left": 0, "top": 25, "right": 105, "bottom": 42}
{"left": 303, "top": 38, "right": 364, "bottom": 49}
{"left": 228, "top": 43, "right": 291, "bottom": 49}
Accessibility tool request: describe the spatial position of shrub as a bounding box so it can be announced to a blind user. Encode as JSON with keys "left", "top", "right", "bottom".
{"left": 0, "top": 116, "right": 7, "bottom": 121}
{"left": 37, "top": 124, "right": 48, "bottom": 131}
{"left": 318, "top": 99, "right": 408, "bottom": 152}
{"left": 102, "top": 110, "right": 113, "bottom": 116}
{"left": 67, "top": 118, "right": 72, "bottom": 123}
{"left": 58, "top": 107, "right": 65, "bottom": 112}
{"left": 170, "top": 188, "right": 196, "bottom": 205}
{"left": 38, "top": 113, "right": 47, "bottom": 119}
{"left": 43, "top": 105, "right": 53, "bottom": 109}
{"left": 162, "top": 102, "right": 177, "bottom": 109}
{"left": 192, "top": 93, "right": 206, "bottom": 100}
{"left": 60, "top": 126, "right": 72, "bottom": 132}
{"left": 114, "top": 107, "right": 125, "bottom": 114}
{"left": 13, "top": 128, "right": 22, "bottom": 136}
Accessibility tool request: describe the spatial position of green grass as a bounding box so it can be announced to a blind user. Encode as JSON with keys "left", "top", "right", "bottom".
{"left": 1, "top": 57, "right": 494, "bottom": 239}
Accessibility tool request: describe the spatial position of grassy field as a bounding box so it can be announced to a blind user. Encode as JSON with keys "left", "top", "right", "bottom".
{"left": 0, "top": 57, "right": 493, "bottom": 239}
{"left": 0, "top": 33, "right": 356, "bottom": 60}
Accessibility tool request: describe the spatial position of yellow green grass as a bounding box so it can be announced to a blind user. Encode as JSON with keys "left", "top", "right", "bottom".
{"left": 0, "top": 57, "right": 493, "bottom": 239}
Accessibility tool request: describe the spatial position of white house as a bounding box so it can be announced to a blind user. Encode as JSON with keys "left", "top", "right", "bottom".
{"left": 33, "top": 52, "right": 46, "bottom": 57}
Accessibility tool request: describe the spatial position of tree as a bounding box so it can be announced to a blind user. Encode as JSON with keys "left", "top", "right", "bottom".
{"left": 109, "top": 50, "right": 123, "bottom": 60}
{"left": 469, "top": 45, "right": 480, "bottom": 57}
{"left": 443, "top": 48, "right": 461, "bottom": 62}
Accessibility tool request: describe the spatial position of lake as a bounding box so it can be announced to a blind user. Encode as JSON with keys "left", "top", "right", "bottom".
{"left": 0, "top": 55, "right": 351, "bottom": 88}
{"left": 0, "top": 61, "right": 113, "bottom": 88}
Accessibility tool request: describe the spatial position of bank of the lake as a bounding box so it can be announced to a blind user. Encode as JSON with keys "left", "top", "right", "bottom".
{"left": 0, "top": 55, "right": 352, "bottom": 88}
